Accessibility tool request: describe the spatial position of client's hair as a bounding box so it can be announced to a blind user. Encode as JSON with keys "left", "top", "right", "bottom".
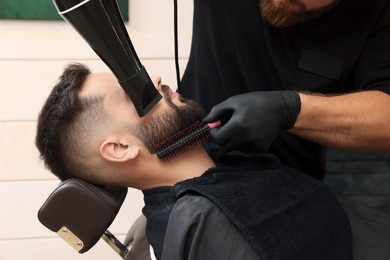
{"left": 36, "top": 63, "right": 108, "bottom": 181}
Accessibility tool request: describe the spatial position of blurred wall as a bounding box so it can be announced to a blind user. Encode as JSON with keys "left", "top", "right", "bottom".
{"left": 0, "top": 0, "right": 193, "bottom": 259}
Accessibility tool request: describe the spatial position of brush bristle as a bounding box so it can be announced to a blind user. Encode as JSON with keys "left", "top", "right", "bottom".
{"left": 155, "top": 121, "right": 210, "bottom": 161}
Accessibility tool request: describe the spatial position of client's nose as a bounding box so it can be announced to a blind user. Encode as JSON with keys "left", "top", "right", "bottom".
{"left": 151, "top": 76, "right": 162, "bottom": 90}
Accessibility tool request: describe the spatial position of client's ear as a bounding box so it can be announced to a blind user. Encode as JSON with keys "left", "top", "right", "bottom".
{"left": 100, "top": 139, "right": 140, "bottom": 162}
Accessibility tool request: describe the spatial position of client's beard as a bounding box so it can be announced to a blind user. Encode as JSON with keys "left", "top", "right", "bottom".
{"left": 259, "top": 0, "right": 340, "bottom": 28}
{"left": 129, "top": 85, "right": 206, "bottom": 154}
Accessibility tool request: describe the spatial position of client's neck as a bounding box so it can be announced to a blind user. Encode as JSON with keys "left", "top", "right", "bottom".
{"left": 166, "top": 145, "right": 216, "bottom": 181}
{"left": 140, "top": 145, "right": 216, "bottom": 190}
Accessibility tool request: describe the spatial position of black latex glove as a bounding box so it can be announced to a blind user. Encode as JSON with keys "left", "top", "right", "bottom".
{"left": 203, "top": 91, "right": 301, "bottom": 153}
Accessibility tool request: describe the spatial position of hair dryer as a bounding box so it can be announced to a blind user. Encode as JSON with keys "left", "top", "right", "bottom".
{"left": 52, "top": 0, "right": 162, "bottom": 117}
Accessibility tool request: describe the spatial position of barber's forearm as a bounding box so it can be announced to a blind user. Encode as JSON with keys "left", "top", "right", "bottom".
{"left": 289, "top": 90, "right": 390, "bottom": 151}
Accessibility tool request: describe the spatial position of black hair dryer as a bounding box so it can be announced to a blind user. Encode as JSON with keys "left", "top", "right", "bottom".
{"left": 52, "top": 0, "right": 162, "bottom": 117}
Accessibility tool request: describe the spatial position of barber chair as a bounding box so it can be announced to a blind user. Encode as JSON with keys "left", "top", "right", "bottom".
{"left": 38, "top": 178, "right": 130, "bottom": 258}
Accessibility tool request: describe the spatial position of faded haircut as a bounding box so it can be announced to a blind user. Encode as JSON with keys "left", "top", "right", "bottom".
{"left": 35, "top": 63, "right": 108, "bottom": 181}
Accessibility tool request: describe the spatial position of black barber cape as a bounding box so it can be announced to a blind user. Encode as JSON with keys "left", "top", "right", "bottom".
{"left": 142, "top": 152, "right": 352, "bottom": 260}
{"left": 181, "top": 0, "right": 390, "bottom": 178}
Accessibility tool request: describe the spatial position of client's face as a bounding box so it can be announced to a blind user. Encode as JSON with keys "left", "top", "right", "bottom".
{"left": 259, "top": 0, "right": 340, "bottom": 28}
{"left": 80, "top": 72, "right": 205, "bottom": 155}
{"left": 134, "top": 83, "right": 206, "bottom": 154}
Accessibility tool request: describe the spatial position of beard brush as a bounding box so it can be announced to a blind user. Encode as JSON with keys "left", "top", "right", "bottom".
{"left": 155, "top": 120, "right": 221, "bottom": 161}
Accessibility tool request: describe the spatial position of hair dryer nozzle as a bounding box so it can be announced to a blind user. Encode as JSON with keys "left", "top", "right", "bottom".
{"left": 53, "top": 0, "right": 162, "bottom": 116}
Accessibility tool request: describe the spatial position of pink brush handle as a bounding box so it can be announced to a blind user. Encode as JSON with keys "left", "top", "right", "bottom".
{"left": 207, "top": 120, "right": 222, "bottom": 129}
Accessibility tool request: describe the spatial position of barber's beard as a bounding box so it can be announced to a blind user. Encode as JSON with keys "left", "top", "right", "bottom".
{"left": 259, "top": 0, "right": 340, "bottom": 28}
{"left": 129, "top": 85, "right": 206, "bottom": 154}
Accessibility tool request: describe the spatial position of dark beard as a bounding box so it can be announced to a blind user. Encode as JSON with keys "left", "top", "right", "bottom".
{"left": 259, "top": 0, "right": 340, "bottom": 28}
{"left": 129, "top": 85, "right": 206, "bottom": 154}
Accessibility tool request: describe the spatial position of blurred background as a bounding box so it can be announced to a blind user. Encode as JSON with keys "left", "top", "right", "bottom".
{"left": 0, "top": 0, "right": 193, "bottom": 259}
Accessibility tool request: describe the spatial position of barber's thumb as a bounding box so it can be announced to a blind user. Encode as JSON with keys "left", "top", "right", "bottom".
{"left": 203, "top": 104, "right": 231, "bottom": 124}
{"left": 203, "top": 110, "right": 218, "bottom": 123}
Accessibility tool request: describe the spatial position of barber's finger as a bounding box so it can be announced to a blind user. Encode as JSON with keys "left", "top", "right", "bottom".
{"left": 211, "top": 129, "right": 242, "bottom": 153}
{"left": 209, "top": 128, "right": 227, "bottom": 146}
{"left": 203, "top": 103, "right": 233, "bottom": 123}
{"left": 209, "top": 119, "right": 240, "bottom": 148}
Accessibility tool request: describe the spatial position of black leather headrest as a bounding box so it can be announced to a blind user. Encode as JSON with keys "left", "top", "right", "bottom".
{"left": 38, "top": 178, "right": 128, "bottom": 253}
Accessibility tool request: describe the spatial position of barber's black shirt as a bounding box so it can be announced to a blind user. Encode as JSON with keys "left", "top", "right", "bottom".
{"left": 181, "top": 0, "right": 390, "bottom": 179}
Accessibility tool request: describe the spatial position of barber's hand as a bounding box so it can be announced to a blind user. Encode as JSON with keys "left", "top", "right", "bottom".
{"left": 203, "top": 91, "right": 301, "bottom": 153}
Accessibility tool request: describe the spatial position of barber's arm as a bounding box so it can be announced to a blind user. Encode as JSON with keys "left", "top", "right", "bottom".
{"left": 203, "top": 90, "right": 390, "bottom": 152}
{"left": 290, "top": 90, "right": 390, "bottom": 151}
{"left": 203, "top": 91, "right": 301, "bottom": 153}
